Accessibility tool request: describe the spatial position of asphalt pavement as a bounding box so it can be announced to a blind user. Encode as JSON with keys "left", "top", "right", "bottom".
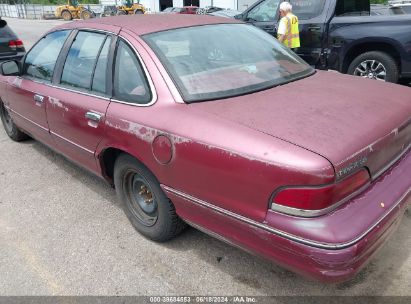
{"left": 0, "top": 17, "right": 410, "bottom": 296}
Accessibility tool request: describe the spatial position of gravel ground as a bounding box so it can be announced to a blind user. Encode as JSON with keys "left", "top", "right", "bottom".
{"left": 0, "top": 17, "right": 410, "bottom": 296}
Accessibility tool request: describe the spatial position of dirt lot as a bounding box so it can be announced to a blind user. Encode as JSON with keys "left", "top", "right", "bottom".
{"left": 0, "top": 17, "right": 410, "bottom": 296}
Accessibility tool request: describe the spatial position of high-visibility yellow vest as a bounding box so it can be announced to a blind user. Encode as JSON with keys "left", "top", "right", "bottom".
{"left": 279, "top": 13, "right": 300, "bottom": 49}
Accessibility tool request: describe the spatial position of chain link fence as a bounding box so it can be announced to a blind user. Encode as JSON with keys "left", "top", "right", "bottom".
{"left": 0, "top": 2, "right": 103, "bottom": 19}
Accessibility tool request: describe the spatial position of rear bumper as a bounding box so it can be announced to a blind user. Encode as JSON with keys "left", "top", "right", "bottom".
{"left": 163, "top": 150, "right": 411, "bottom": 283}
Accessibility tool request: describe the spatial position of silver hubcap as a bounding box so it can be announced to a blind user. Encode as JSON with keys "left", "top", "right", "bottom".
{"left": 123, "top": 170, "right": 158, "bottom": 227}
{"left": 354, "top": 60, "right": 387, "bottom": 81}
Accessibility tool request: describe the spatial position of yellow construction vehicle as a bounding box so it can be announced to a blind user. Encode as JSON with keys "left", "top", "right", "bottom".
{"left": 55, "top": 0, "right": 95, "bottom": 21}
{"left": 116, "top": 0, "right": 145, "bottom": 15}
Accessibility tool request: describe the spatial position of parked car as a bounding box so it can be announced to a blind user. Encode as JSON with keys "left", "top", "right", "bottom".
{"left": 161, "top": 7, "right": 176, "bottom": 13}
{"left": 173, "top": 6, "right": 198, "bottom": 14}
{"left": 391, "top": 3, "right": 411, "bottom": 13}
{"left": 209, "top": 9, "right": 242, "bottom": 18}
{"left": 235, "top": 0, "right": 411, "bottom": 83}
{"left": 0, "top": 15, "right": 410, "bottom": 283}
{"left": 0, "top": 19, "right": 25, "bottom": 62}
{"left": 197, "top": 6, "right": 224, "bottom": 14}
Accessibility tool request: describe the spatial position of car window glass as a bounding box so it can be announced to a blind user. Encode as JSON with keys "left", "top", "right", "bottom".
{"left": 92, "top": 36, "right": 112, "bottom": 94}
{"left": 335, "top": 0, "right": 370, "bottom": 16}
{"left": 61, "top": 31, "right": 106, "bottom": 90}
{"left": 113, "top": 40, "right": 151, "bottom": 104}
{"left": 402, "top": 6, "right": 411, "bottom": 13}
{"left": 0, "top": 25, "right": 14, "bottom": 38}
{"left": 290, "top": 0, "right": 326, "bottom": 19}
{"left": 247, "top": 0, "right": 279, "bottom": 22}
{"left": 24, "top": 30, "right": 69, "bottom": 81}
{"left": 144, "top": 24, "right": 312, "bottom": 103}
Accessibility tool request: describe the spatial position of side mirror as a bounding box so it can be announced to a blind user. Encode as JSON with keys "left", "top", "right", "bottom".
{"left": 0, "top": 60, "right": 20, "bottom": 76}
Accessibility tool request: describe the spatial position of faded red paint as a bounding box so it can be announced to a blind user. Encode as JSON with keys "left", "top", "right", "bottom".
{"left": 0, "top": 15, "right": 410, "bottom": 283}
{"left": 152, "top": 134, "right": 173, "bottom": 164}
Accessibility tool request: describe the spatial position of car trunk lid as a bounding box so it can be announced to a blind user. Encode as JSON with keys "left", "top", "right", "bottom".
{"left": 190, "top": 71, "right": 411, "bottom": 180}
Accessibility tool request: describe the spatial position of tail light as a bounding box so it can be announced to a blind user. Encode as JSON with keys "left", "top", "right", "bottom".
{"left": 271, "top": 169, "right": 370, "bottom": 217}
{"left": 8, "top": 39, "right": 24, "bottom": 50}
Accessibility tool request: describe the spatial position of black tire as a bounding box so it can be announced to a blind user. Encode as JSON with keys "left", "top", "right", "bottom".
{"left": 114, "top": 154, "right": 186, "bottom": 242}
{"left": 80, "top": 9, "right": 94, "bottom": 20}
{"left": 134, "top": 9, "right": 143, "bottom": 14}
{"left": 117, "top": 10, "right": 127, "bottom": 15}
{"left": 0, "top": 101, "right": 29, "bottom": 142}
{"left": 61, "top": 10, "right": 72, "bottom": 21}
{"left": 347, "top": 51, "right": 399, "bottom": 83}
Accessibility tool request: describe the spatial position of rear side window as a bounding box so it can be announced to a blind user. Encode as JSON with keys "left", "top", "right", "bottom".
{"left": 24, "top": 30, "right": 69, "bottom": 81}
{"left": 113, "top": 40, "right": 151, "bottom": 104}
{"left": 92, "top": 37, "right": 112, "bottom": 94}
{"left": 290, "top": 0, "right": 326, "bottom": 20}
{"left": 61, "top": 31, "right": 107, "bottom": 90}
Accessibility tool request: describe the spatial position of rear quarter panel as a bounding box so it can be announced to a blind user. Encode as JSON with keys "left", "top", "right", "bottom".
{"left": 97, "top": 31, "right": 335, "bottom": 224}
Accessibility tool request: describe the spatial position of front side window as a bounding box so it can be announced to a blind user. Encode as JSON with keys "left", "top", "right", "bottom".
{"left": 247, "top": 0, "right": 279, "bottom": 22}
{"left": 143, "top": 24, "right": 313, "bottom": 103}
{"left": 61, "top": 31, "right": 107, "bottom": 90}
{"left": 113, "top": 40, "right": 151, "bottom": 104}
{"left": 24, "top": 30, "right": 70, "bottom": 81}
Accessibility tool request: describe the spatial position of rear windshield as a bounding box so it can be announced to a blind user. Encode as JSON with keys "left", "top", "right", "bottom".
{"left": 0, "top": 20, "right": 14, "bottom": 38}
{"left": 143, "top": 24, "right": 313, "bottom": 103}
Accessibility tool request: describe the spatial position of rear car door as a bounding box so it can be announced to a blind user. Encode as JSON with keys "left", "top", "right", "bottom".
{"left": 6, "top": 30, "right": 70, "bottom": 145}
{"left": 242, "top": 0, "right": 280, "bottom": 36}
{"left": 46, "top": 30, "right": 116, "bottom": 173}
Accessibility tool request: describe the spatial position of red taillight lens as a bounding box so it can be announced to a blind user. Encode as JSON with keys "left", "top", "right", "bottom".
{"left": 15, "top": 39, "right": 24, "bottom": 48}
{"left": 8, "top": 39, "right": 24, "bottom": 50}
{"left": 272, "top": 169, "right": 370, "bottom": 212}
{"left": 8, "top": 40, "right": 16, "bottom": 49}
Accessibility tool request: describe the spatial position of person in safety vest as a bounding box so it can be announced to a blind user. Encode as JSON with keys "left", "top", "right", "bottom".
{"left": 277, "top": 2, "right": 300, "bottom": 51}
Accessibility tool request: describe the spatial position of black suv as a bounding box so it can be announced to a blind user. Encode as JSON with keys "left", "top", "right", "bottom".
{"left": 0, "top": 18, "right": 25, "bottom": 62}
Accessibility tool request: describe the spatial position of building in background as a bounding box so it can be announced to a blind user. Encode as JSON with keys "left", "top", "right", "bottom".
{"left": 99, "top": 0, "right": 255, "bottom": 12}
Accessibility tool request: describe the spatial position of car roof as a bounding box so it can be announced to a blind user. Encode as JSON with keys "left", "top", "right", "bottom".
{"left": 56, "top": 14, "right": 241, "bottom": 36}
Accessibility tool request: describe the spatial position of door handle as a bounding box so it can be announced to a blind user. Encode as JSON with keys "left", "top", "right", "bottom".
{"left": 33, "top": 94, "right": 45, "bottom": 103}
{"left": 85, "top": 111, "right": 102, "bottom": 122}
{"left": 308, "top": 26, "right": 321, "bottom": 31}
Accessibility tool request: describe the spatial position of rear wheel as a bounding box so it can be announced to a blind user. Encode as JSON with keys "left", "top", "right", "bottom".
{"left": 134, "top": 9, "right": 144, "bottom": 14}
{"left": 347, "top": 51, "right": 399, "bottom": 83}
{"left": 0, "top": 102, "right": 28, "bottom": 142}
{"left": 61, "top": 10, "right": 72, "bottom": 21}
{"left": 114, "top": 154, "right": 186, "bottom": 242}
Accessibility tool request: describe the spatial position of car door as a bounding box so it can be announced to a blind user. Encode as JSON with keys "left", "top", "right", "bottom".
{"left": 290, "top": 0, "right": 329, "bottom": 67}
{"left": 242, "top": 0, "right": 280, "bottom": 37}
{"left": 45, "top": 30, "right": 116, "bottom": 173}
{"left": 6, "top": 30, "right": 71, "bottom": 145}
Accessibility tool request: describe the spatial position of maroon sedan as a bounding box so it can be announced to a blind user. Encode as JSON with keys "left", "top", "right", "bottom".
{"left": 0, "top": 15, "right": 410, "bottom": 282}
